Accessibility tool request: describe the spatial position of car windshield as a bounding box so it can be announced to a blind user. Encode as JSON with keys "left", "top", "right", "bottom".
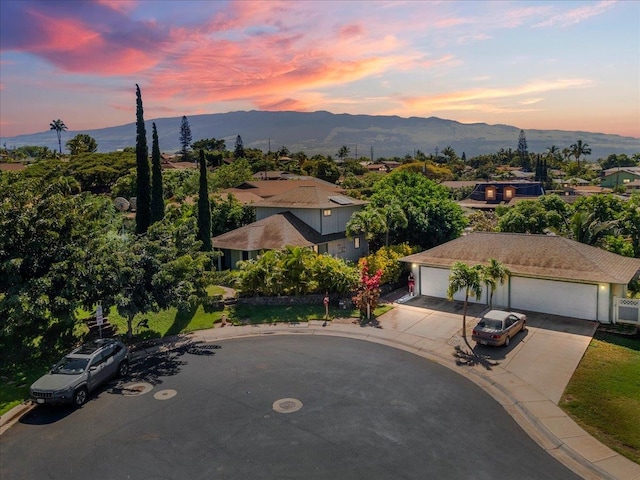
{"left": 52, "top": 357, "right": 89, "bottom": 374}
{"left": 477, "top": 319, "right": 503, "bottom": 330}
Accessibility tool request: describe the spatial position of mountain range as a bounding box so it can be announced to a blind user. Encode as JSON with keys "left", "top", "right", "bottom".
{"left": 2, "top": 110, "right": 638, "bottom": 160}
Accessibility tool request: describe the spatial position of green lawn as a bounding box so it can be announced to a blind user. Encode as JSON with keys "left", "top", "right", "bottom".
{"left": 560, "top": 331, "right": 640, "bottom": 464}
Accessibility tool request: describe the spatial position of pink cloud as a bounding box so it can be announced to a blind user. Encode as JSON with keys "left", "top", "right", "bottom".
{"left": 10, "top": 8, "right": 160, "bottom": 75}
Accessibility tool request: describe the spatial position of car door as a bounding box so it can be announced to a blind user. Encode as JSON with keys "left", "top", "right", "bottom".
{"left": 505, "top": 315, "right": 518, "bottom": 335}
{"left": 102, "top": 344, "right": 120, "bottom": 379}
{"left": 87, "top": 351, "right": 109, "bottom": 391}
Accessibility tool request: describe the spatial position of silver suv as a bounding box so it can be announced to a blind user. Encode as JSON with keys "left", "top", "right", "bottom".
{"left": 30, "top": 338, "right": 129, "bottom": 407}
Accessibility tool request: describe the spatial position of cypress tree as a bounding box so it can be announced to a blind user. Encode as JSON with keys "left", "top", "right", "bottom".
{"left": 197, "top": 149, "right": 212, "bottom": 251}
{"left": 150, "top": 122, "right": 165, "bottom": 223}
{"left": 135, "top": 84, "right": 151, "bottom": 234}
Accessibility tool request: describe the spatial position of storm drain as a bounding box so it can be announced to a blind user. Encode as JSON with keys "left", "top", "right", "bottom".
{"left": 272, "top": 398, "right": 303, "bottom": 414}
{"left": 154, "top": 389, "right": 177, "bottom": 400}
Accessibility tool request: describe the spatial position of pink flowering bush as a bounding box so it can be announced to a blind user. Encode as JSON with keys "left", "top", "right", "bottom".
{"left": 352, "top": 260, "right": 383, "bottom": 321}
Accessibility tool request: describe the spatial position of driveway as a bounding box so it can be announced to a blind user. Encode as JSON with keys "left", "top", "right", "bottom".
{"left": 387, "top": 295, "right": 598, "bottom": 405}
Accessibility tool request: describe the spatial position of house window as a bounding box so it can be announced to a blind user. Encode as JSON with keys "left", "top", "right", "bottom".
{"left": 323, "top": 209, "right": 332, "bottom": 216}
{"left": 504, "top": 186, "right": 516, "bottom": 200}
{"left": 354, "top": 237, "right": 360, "bottom": 249}
{"left": 312, "top": 245, "right": 318, "bottom": 253}
{"left": 623, "top": 178, "right": 630, "bottom": 183}
{"left": 485, "top": 186, "right": 496, "bottom": 201}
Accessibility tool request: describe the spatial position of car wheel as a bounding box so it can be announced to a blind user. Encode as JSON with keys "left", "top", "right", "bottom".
{"left": 118, "top": 360, "right": 129, "bottom": 378}
{"left": 504, "top": 336, "right": 510, "bottom": 347}
{"left": 73, "top": 387, "right": 88, "bottom": 407}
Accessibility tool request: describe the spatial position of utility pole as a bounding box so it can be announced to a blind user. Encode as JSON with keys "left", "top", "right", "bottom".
{"left": 370, "top": 146, "right": 373, "bottom": 163}
{"left": 355, "top": 144, "right": 357, "bottom": 160}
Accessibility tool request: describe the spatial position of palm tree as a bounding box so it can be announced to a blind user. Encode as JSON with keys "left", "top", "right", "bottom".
{"left": 447, "top": 261, "right": 483, "bottom": 351}
{"left": 545, "top": 145, "right": 561, "bottom": 168}
{"left": 345, "top": 208, "right": 385, "bottom": 253}
{"left": 570, "top": 211, "right": 619, "bottom": 246}
{"left": 570, "top": 140, "right": 592, "bottom": 170}
{"left": 49, "top": 119, "right": 67, "bottom": 154}
{"left": 481, "top": 259, "right": 511, "bottom": 309}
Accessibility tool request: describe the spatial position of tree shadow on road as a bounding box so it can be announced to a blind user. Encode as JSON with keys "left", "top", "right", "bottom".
{"left": 453, "top": 345, "right": 500, "bottom": 370}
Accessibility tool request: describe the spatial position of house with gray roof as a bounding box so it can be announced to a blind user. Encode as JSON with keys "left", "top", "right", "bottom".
{"left": 401, "top": 232, "right": 640, "bottom": 323}
{"left": 213, "top": 186, "right": 368, "bottom": 269}
{"left": 600, "top": 166, "right": 640, "bottom": 189}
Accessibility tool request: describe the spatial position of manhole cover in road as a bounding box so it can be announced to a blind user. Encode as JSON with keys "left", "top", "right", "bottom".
{"left": 121, "top": 382, "right": 153, "bottom": 396}
{"left": 272, "top": 398, "right": 303, "bottom": 414}
{"left": 154, "top": 389, "right": 177, "bottom": 400}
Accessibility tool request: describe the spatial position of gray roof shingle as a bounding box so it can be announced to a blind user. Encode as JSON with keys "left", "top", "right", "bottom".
{"left": 401, "top": 232, "right": 640, "bottom": 284}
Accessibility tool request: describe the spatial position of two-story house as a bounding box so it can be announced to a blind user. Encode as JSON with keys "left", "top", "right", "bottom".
{"left": 212, "top": 185, "right": 368, "bottom": 270}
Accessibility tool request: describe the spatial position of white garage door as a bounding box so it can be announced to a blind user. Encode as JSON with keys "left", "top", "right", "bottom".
{"left": 419, "top": 266, "right": 484, "bottom": 303}
{"left": 510, "top": 277, "right": 597, "bottom": 320}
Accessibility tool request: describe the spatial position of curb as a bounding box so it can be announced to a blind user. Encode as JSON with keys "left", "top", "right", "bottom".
{"left": 0, "top": 402, "right": 35, "bottom": 436}
{"left": 2, "top": 313, "right": 638, "bottom": 480}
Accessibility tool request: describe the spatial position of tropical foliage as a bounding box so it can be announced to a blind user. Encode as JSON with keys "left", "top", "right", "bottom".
{"left": 447, "top": 261, "right": 483, "bottom": 351}
{"left": 236, "top": 246, "right": 359, "bottom": 297}
{"left": 351, "top": 260, "right": 384, "bottom": 321}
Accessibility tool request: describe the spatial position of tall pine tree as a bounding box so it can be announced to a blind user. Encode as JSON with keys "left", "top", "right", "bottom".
{"left": 150, "top": 122, "right": 165, "bottom": 223}
{"left": 197, "top": 149, "right": 212, "bottom": 251}
{"left": 179, "top": 115, "right": 192, "bottom": 161}
{"left": 517, "top": 130, "right": 530, "bottom": 171}
{"left": 135, "top": 84, "right": 151, "bottom": 234}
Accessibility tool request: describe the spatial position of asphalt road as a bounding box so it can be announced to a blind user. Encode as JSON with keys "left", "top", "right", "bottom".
{"left": 1, "top": 335, "right": 581, "bottom": 480}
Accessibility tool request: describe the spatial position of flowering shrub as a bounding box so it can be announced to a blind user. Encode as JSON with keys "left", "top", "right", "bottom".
{"left": 352, "top": 260, "right": 383, "bottom": 320}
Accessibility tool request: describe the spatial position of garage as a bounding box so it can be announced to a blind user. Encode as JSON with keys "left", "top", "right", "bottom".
{"left": 402, "top": 232, "right": 640, "bottom": 324}
{"left": 509, "top": 277, "right": 597, "bottom": 320}
{"left": 419, "top": 266, "right": 485, "bottom": 304}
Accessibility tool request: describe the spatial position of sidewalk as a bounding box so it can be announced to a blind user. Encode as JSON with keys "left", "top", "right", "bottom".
{"left": 2, "top": 295, "right": 639, "bottom": 480}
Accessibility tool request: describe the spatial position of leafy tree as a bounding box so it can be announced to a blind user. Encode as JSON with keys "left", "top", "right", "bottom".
{"left": 315, "top": 158, "right": 340, "bottom": 183}
{"left": 107, "top": 219, "right": 210, "bottom": 338}
{"left": 192, "top": 138, "right": 226, "bottom": 151}
{"left": 210, "top": 193, "right": 255, "bottom": 235}
{"left": 210, "top": 158, "right": 253, "bottom": 189}
{"left": 179, "top": 115, "right": 193, "bottom": 161}
{"left": 135, "top": 84, "right": 151, "bottom": 235}
{"left": 497, "top": 195, "right": 570, "bottom": 234}
{"left": 599, "top": 154, "right": 638, "bottom": 170}
{"left": 49, "top": 119, "right": 67, "bottom": 154}
{"left": 447, "top": 261, "right": 483, "bottom": 351}
{"left": 481, "top": 259, "right": 511, "bottom": 309}
{"left": 0, "top": 177, "right": 121, "bottom": 357}
{"left": 466, "top": 210, "right": 498, "bottom": 232}
{"left": 150, "top": 123, "right": 165, "bottom": 223}
{"left": 66, "top": 134, "right": 97, "bottom": 155}
{"left": 360, "top": 244, "right": 414, "bottom": 285}
{"left": 197, "top": 149, "right": 212, "bottom": 252}
{"left": 368, "top": 170, "right": 466, "bottom": 250}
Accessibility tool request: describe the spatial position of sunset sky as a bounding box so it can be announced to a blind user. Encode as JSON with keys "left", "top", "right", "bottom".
{"left": 1, "top": 0, "right": 638, "bottom": 139}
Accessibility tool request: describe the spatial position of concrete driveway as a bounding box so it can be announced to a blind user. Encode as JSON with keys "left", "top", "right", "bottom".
{"left": 386, "top": 295, "right": 598, "bottom": 406}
